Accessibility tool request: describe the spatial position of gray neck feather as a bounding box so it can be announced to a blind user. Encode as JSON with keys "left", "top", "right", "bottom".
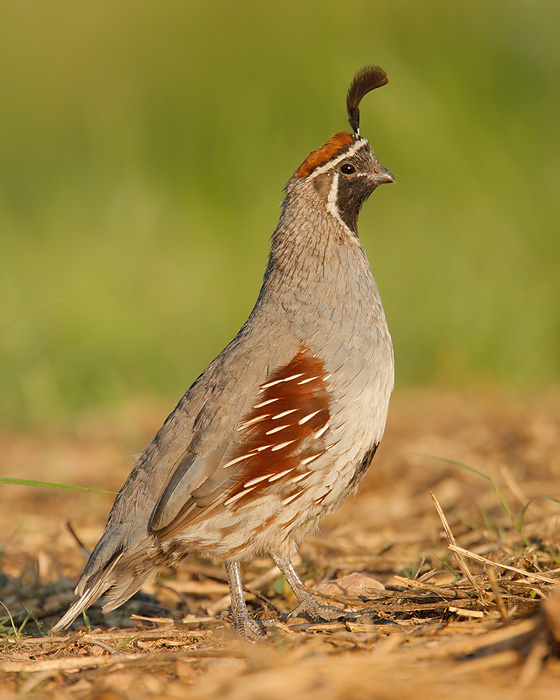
{"left": 263, "top": 178, "right": 378, "bottom": 307}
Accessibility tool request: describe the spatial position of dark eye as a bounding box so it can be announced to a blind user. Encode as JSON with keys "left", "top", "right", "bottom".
{"left": 340, "top": 163, "right": 356, "bottom": 175}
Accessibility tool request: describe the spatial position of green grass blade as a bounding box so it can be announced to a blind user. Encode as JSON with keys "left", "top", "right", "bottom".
{"left": 422, "top": 454, "right": 531, "bottom": 543}
{"left": 0, "top": 601, "right": 19, "bottom": 640}
{"left": 419, "top": 455, "right": 491, "bottom": 481}
{"left": 519, "top": 496, "right": 560, "bottom": 532}
{"left": 0, "top": 477, "right": 116, "bottom": 494}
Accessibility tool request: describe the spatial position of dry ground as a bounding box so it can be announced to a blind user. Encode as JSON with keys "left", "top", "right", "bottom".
{"left": 1, "top": 389, "right": 560, "bottom": 699}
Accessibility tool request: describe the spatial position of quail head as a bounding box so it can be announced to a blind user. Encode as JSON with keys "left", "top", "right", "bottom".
{"left": 54, "top": 66, "right": 395, "bottom": 640}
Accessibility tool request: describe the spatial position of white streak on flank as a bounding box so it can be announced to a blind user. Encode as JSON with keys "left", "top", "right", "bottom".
{"left": 256, "top": 444, "right": 273, "bottom": 451}
{"left": 271, "top": 439, "right": 297, "bottom": 452}
{"left": 323, "top": 373, "right": 332, "bottom": 381}
{"left": 309, "top": 138, "right": 368, "bottom": 178}
{"left": 259, "top": 378, "right": 284, "bottom": 390}
{"left": 297, "top": 375, "right": 320, "bottom": 385}
{"left": 261, "top": 373, "right": 304, "bottom": 390}
{"left": 287, "top": 472, "right": 309, "bottom": 484}
{"left": 272, "top": 409, "right": 298, "bottom": 420}
{"left": 313, "top": 424, "right": 329, "bottom": 440}
{"left": 222, "top": 453, "right": 255, "bottom": 470}
{"left": 265, "top": 424, "right": 289, "bottom": 435}
{"left": 281, "top": 373, "right": 305, "bottom": 382}
{"left": 268, "top": 468, "right": 294, "bottom": 482}
{"left": 314, "top": 486, "right": 332, "bottom": 503}
{"left": 237, "top": 414, "right": 269, "bottom": 431}
{"left": 243, "top": 474, "right": 271, "bottom": 488}
{"left": 282, "top": 492, "right": 301, "bottom": 505}
{"left": 254, "top": 398, "right": 279, "bottom": 409}
{"left": 224, "top": 487, "right": 255, "bottom": 506}
{"left": 298, "top": 410, "right": 321, "bottom": 425}
{"left": 300, "top": 453, "right": 323, "bottom": 466}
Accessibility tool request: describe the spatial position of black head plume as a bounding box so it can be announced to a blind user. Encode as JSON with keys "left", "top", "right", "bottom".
{"left": 346, "top": 65, "right": 388, "bottom": 136}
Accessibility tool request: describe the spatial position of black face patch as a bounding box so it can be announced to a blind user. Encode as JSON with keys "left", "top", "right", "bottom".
{"left": 337, "top": 173, "right": 377, "bottom": 232}
{"left": 336, "top": 145, "right": 377, "bottom": 233}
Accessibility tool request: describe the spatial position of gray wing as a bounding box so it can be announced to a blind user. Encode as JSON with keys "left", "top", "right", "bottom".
{"left": 79, "top": 330, "right": 296, "bottom": 580}
{"left": 52, "top": 327, "right": 299, "bottom": 631}
{"left": 148, "top": 444, "right": 229, "bottom": 533}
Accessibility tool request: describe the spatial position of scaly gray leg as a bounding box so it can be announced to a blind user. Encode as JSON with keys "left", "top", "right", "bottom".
{"left": 224, "top": 560, "right": 265, "bottom": 641}
{"left": 270, "top": 552, "right": 345, "bottom": 621}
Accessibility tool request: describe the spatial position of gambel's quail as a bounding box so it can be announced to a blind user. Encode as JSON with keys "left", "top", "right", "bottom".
{"left": 54, "top": 66, "right": 395, "bottom": 639}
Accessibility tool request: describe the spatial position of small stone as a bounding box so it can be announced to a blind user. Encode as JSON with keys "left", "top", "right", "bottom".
{"left": 314, "top": 572, "right": 385, "bottom": 598}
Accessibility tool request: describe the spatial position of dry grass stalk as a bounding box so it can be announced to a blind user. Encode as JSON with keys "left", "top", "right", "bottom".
{"left": 448, "top": 545, "right": 559, "bottom": 585}
{"left": 487, "top": 566, "right": 509, "bottom": 624}
{"left": 431, "top": 491, "right": 486, "bottom": 597}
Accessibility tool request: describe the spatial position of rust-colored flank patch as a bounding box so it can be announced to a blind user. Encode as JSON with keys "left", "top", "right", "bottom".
{"left": 222, "top": 348, "right": 330, "bottom": 507}
{"left": 295, "top": 131, "right": 354, "bottom": 178}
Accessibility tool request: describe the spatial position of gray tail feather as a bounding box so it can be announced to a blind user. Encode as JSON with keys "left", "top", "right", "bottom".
{"left": 52, "top": 551, "right": 155, "bottom": 633}
{"left": 100, "top": 570, "right": 153, "bottom": 613}
{"left": 52, "top": 552, "right": 125, "bottom": 633}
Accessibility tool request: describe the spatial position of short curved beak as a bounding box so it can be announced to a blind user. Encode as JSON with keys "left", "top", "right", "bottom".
{"left": 372, "top": 165, "right": 395, "bottom": 185}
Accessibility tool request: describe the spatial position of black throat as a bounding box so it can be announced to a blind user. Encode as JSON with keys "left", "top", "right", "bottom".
{"left": 336, "top": 175, "right": 376, "bottom": 234}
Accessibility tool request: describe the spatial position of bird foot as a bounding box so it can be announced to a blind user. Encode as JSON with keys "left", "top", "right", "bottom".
{"left": 288, "top": 598, "right": 350, "bottom": 623}
{"left": 234, "top": 615, "right": 268, "bottom": 642}
{"left": 223, "top": 609, "right": 286, "bottom": 642}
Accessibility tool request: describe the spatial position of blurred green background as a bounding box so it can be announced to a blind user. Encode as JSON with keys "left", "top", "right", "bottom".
{"left": 1, "top": 0, "right": 559, "bottom": 426}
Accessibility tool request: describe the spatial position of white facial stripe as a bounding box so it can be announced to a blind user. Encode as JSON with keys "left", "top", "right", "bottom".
{"left": 309, "top": 137, "right": 368, "bottom": 179}
{"left": 326, "top": 171, "right": 340, "bottom": 221}
{"left": 326, "top": 172, "right": 356, "bottom": 237}
{"left": 325, "top": 166, "right": 370, "bottom": 236}
{"left": 326, "top": 171, "right": 352, "bottom": 233}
